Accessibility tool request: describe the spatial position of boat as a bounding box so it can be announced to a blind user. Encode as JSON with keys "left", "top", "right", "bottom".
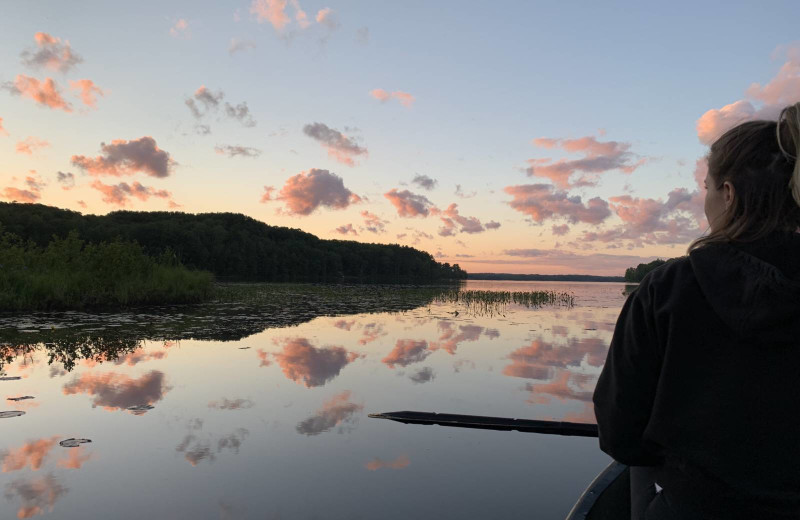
{"left": 566, "top": 461, "right": 630, "bottom": 520}
{"left": 369, "top": 411, "right": 633, "bottom": 520}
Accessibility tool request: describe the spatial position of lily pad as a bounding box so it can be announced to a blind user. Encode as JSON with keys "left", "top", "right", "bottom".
{"left": 127, "top": 404, "right": 154, "bottom": 415}
{"left": 60, "top": 438, "right": 92, "bottom": 448}
{"left": 0, "top": 376, "right": 22, "bottom": 381}
{"left": 7, "top": 396, "right": 34, "bottom": 401}
{"left": 0, "top": 411, "right": 25, "bottom": 418}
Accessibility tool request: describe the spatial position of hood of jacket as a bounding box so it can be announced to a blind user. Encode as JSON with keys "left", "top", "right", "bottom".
{"left": 689, "top": 232, "right": 800, "bottom": 343}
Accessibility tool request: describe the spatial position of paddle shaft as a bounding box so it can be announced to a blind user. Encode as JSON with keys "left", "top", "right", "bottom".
{"left": 369, "top": 411, "right": 598, "bottom": 438}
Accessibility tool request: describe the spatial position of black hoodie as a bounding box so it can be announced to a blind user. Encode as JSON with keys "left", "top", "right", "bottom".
{"left": 593, "top": 232, "right": 800, "bottom": 519}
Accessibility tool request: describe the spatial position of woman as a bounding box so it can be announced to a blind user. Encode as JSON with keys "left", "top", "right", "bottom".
{"left": 593, "top": 103, "right": 800, "bottom": 520}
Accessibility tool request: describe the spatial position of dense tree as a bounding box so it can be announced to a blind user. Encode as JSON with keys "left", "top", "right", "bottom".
{"left": 624, "top": 259, "right": 668, "bottom": 283}
{"left": 0, "top": 203, "right": 467, "bottom": 283}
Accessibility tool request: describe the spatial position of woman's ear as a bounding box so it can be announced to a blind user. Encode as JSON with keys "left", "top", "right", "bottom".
{"left": 722, "top": 181, "right": 736, "bottom": 208}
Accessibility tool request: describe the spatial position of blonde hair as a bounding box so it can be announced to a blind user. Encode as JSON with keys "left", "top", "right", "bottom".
{"left": 777, "top": 103, "right": 800, "bottom": 207}
{"left": 689, "top": 102, "right": 800, "bottom": 252}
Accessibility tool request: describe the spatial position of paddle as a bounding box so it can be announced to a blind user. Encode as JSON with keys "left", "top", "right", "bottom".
{"left": 368, "top": 410, "right": 598, "bottom": 438}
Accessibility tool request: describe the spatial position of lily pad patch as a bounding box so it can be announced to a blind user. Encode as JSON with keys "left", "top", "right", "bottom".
{"left": 0, "top": 411, "right": 25, "bottom": 418}
{"left": 60, "top": 438, "right": 92, "bottom": 448}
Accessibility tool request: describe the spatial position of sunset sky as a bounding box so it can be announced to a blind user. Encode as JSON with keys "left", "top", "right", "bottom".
{"left": 2, "top": 1, "right": 799, "bottom": 275}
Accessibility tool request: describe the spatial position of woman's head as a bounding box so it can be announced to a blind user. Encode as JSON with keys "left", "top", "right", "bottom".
{"left": 691, "top": 102, "right": 800, "bottom": 250}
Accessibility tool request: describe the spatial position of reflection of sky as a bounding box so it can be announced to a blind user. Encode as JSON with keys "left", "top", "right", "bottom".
{"left": 0, "top": 281, "right": 626, "bottom": 519}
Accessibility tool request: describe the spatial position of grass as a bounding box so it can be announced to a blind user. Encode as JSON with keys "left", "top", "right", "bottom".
{"left": 0, "top": 229, "right": 213, "bottom": 311}
{"left": 433, "top": 289, "right": 575, "bottom": 313}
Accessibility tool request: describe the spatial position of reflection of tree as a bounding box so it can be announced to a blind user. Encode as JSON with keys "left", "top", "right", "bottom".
{"left": 0, "top": 335, "right": 141, "bottom": 373}
{"left": 0, "top": 284, "right": 465, "bottom": 373}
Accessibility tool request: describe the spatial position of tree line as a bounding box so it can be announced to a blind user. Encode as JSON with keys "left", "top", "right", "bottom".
{"left": 624, "top": 259, "right": 668, "bottom": 282}
{"left": 0, "top": 203, "right": 467, "bottom": 283}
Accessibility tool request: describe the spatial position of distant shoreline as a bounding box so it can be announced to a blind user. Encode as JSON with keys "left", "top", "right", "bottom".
{"left": 467, "top": 273, "right": 627, "bottom": 283}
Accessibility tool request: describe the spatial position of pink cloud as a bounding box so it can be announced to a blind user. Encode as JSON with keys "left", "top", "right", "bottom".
{"left": 525, "top": 369, "right": 595, "bottom": 405}
{"left": 71, "top": 136, "right": 175, "bottom": 177}
{"left": 316, "top": 8, "right": 339, "bottom": 30}
{"left": 0, "top": 117, "right": 8, "bottom": 136}
{"left": 169, "top": 19, "right": 190, "bottom": 38}
{"left": 21, "top": 32, "right": 83, "bottom": 73}
{"left": 365, "top": 455, "right": 410, "bottom": 471}
{"left": 527, "top": 135, "right": 645, "bottom": 189}
{"left": 361, "top": 210, "right": 388, "bottom": 233}
{"left": 291, "top": 0, "right": 311, "bottom": 28}
{"left": 69, "top": 79, "right": 104, "bottom": 108}
{"left": 62, "top": 370, "right": 170, "bottom": 411}
{"left": 430, "top": 322, "right": 486, "bottom": 355}
{"left": 56, "top": 447, "right": 93, "bottom": 469}
{"left": 2, "top": 437, "right": 60, "bottom": 472}
{"left": 5, "top": 473, "right": 68, "bottom": 519}
{"left": 4, "top": 75, "right": 72, "bottom": 112}
{"left": 250, "top": 0, "right": 290, "bottom": 29}
{"left": 696, "top": 46, "right": 800, "bottom": 145}
{"left": 504, "top": 183, "right": 611, "bottom": 224}
{"left": 296, "top": 391, "right": 363, "bottom": 435}
{"left": 261, "top": 168, "right": 362, "bottom": 215}
{"left": 382, "top": 339, "right": 430, "bottom": 368}
{"left": 437, "top": 203, "right": 494, "bottom": 236}
{"left": 369, "top": 89, "right": 416, "bottom": 107}
{"left": 384, "top": 188, "right": 434, "bottom": 217}
{"left": 90, "top": 180, "right": 173, "bottom": 207}
{"left": 552, "top": 224, "right": 570, "bottom": 236}
{"left": 2, "top": 174, "right": 44, "bottom": 203}
{"left": 267, "top": 337, "right": 360, "bottom": 387}
{"left": 303, "top": 123, "right": 367, "bottom": 166}
{"left": 335, "top": 223, "right": 358, "bottom": 236}
{"left": 15, "top": 137, "right": 49, "bottom": 155}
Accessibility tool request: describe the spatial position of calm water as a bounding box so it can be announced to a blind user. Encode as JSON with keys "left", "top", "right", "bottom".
{"left": 0, "top": 281, "right": 631, "bottom": 519}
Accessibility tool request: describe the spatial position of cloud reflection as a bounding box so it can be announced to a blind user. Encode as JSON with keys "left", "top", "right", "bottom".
{"left": 364, "top": 455, "right": 410, "bottom": 471}
{"left": 62, "top": 370, "right": 170, "bottom": 411}
{"left": 296, "top": 391, "right": 363, "bottom": 436}
{"left": 263, "top": 338, "right": 360, "bottom": 388}
{"left": 4, "top": 473, "right": 68, "bottom": 518}
{"left": 176, "top": 428, "right": 249, "bottom": 466}
{"left": 382, "top": 339, "right": 430, "bottom": 368}
{"left": 2, "top": 437, "right": 60, "bottom": 472}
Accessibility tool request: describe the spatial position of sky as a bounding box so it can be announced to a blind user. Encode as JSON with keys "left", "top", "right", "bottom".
{"left": 1, "top": 1, "right": 799, "bottom": 275}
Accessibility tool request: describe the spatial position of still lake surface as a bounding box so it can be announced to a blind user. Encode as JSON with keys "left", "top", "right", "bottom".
{"left": 0, "top": 281, "right": 632, "bottom": 519}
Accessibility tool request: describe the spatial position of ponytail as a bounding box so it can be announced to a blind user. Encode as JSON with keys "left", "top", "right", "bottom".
{"left": 776, "top": 102, "right": 800, "bottom": 207}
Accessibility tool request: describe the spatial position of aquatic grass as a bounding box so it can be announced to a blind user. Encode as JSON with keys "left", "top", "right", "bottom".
{"left": 432, "top": 289, "right": 575, "bottom": 313}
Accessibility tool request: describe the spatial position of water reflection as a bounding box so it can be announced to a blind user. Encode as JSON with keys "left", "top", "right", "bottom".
{"left": 409, "top": 366, "right": 436, "bottom": 384}
{"left": 296, "top": 391, "right": 363, "bottom": 436}
{"left": 62, "top": 370, "right": 170, "bottom": 412}
{"left": 0, "top": 281, "right": 627, "bottom": 519}
{"left": 2, "top": 437, "right": 60, "bottom": 472}
{"left": 4, "top": 473, "right": 68, "bottom": 519}
{"left": 260, "top": 337, "right": 362, "bottom": 388}
{"left": 364, "top": 455, "right": 410, "bottom": 471}
{"left": 175, "top": 421, "right": 249, "bottom": 466}
{"left": 382, "top": 339, "right": 430, "bottom": 368}
{"left": 208, "top": 398, "right": 255, "bottom": 410}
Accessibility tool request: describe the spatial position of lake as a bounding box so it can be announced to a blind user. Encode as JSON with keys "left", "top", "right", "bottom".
{"left": 0, "top": 281, "right": 632, "bottom": 519}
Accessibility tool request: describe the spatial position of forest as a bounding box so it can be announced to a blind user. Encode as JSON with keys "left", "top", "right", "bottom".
{"left": 624, "top": 259, "right": 668, "bottom": 282}
{"left": 0, "top": 203, "right": 467, "bottom": 283}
